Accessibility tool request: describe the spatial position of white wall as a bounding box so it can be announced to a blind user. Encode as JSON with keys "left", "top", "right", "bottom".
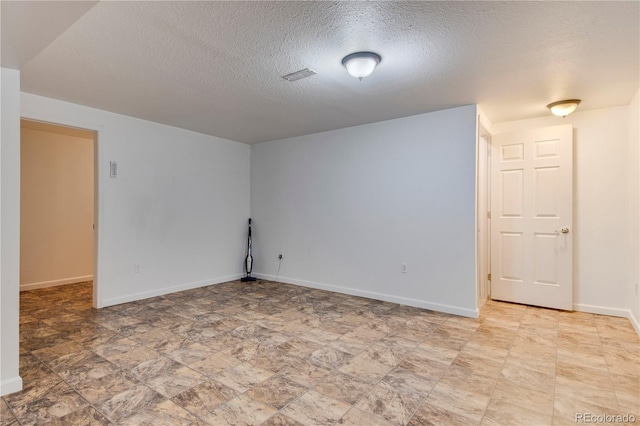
{"left": 21, "top": 125, "right": 94, "bottom": 290}
{"left": 1, "top": 68, "right": 23, "bottom": 396}
{"left": 494, "top": 106, "right": 633, "bottom": 320}
{"left": 21, "top": 93, "right": 250, "bottom": 308}
{"left": 251, "top": 105, "right": 479, "bottom": 317}
{"left": 629, "top": 89, "right": 640, "bottom": 332}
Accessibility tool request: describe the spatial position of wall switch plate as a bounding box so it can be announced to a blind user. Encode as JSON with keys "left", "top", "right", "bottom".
{"left": 110, "top": 161, "right": 118, "bottom": 179}
{"left": 134, "top": 264, "right": 141, "bottom": 273}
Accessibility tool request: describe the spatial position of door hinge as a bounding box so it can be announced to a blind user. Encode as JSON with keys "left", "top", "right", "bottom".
{"left": 487, "top": 212, "right": 491, "bottom": 219}
{"left": 487, "top": 273, "right": 491, "bottom": 281}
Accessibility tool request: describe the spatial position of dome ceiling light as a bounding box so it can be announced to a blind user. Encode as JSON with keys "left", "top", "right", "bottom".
{"left": 342, "top": 52, "right": 382, "bottom": 80}
{"left": 547, "top": 99, "right": 581, "bottom": 117}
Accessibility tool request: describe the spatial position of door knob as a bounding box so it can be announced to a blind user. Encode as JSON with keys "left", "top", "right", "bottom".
{"left": 557, "top": 228, "right": 569, "bottom": 234}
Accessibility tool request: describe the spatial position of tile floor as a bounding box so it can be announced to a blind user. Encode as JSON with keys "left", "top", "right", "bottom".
{"left": 1, "top": 280, "right": 638, "bottom": 425}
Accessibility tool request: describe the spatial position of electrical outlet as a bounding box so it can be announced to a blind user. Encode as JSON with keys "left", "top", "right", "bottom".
{"left": 401, "top": 263, "right": 408, "bottom": 274}
{"left": 278, "top": 252, "right": 283, "bottom": 260}
{"left": 134, "top": 264, "right": 141, "bottom": 273}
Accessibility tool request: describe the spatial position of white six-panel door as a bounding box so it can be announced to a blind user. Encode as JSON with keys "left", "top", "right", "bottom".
{"left": 490, "top": 124, "right": 573, "bottom": 310}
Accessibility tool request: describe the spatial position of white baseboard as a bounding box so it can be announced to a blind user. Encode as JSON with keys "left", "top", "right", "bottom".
{"left": 254, "top": 273, "right": 479, "bottom": 319}
{"left": 100, "top": 274, "right": 242, "bottom": 307}
{"left": 574, "top": 303, "right": 640, "bottom": 336}
{"left": 0, "top": 376, "right": 23, "bottom": 396}
{"left": 628, "top": 310, "right": 640, "bottom": 336}
{"left": 20, "top": 275, "right": 93, "bottom": 291}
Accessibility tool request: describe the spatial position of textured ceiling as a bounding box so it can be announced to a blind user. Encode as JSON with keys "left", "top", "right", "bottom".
{"left": 13, "top": 1, "right": 640, "bottom": 144}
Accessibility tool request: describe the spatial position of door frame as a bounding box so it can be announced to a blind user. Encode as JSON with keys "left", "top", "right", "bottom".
{"left": 477, "top": 125, "right": 492, "bottom": 308}
{"left": 19, "top": 114, "right": 102, "bottom": 309}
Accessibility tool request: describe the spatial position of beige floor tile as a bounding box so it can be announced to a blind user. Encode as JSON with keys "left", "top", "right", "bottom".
{"left": 75, "top": 370, "right": 139, "bottom": 404}
{"left": 278, "top": 337, "right": 322, "bottom": 358}
{"left": 338, "top": 356, "right": 393, "bottom": 383}
{"left": 86, "top": 336, "right": 139, "bottom": 359}
{"left": 31, "top": 341, "right": 85, "bottom": 363}
{"left": 170, "top": 380, "right": 238, "bottom": 418}
{"left": 187, "top": 351, "right": 241, "bottom": 377}
{"left": 282, "top": 390, "right": 351, "bottom": 426}
{"left": 44, "top": 406, "right": 111, "bottom": 425}
{"left": 17, "top": 361, "right": 58, "bottom": 384}
{"left": 460, "top": 341, "right": 509, "bottom": 363}
{"left": 326, "top": 335, "right": 372, "bottom": 356}
{"left": 96, "top": 384, "right": 164, "bottom": 423}
{"left": 1, "top": 399, "right": 18, "bottom": 424}
{"left": 603, "top": 348, "right": 640, "bottom": 378}
{"left": 554, "top": 376, "right": 618, "bottom": 407}
{"left": 277, "top": 357, "right": 331, "bottom": 387}
{"left": 438, "top": 370, "right": 496, "bottom": 396}
{"left": 349, "top": 324, "right": 389, "bottom": 342}
{"left": 337, "top": 407, "right": 394, "bottom": 426}
{"left": 398, "top": 351, "right": 449, "bottom": 379}
{"left": 145, "top": 365, "right": 208, "bottom": 398}
{"left": 313, "top": 371, "right": 373, "bottom": 405}
{"left": 448, "top": 351, "right": 505, "bottom": 380}
{"left": 510, "top": 335, "right": 557, "bottom": 357}
{"left": 359, "top": 342, "right": 409, "bottom": 367}
{"left": 104, "top": 346, "right": 162, "bottom": 370}
{"left": 381, "top": 366, "right": 438, "bottom": 396}
{"left": 504, "top": 349, "right": 556, "bottom": 376}
{"left": 556, "top": 347, "right": 608, "bottom": 371}
{"left": 355, "top": 381, "right": 424, "bottom": 425}
{"left": 611, "top": 373, "right": 640, "bottom": 416}
{"left": 130, "top": 328, "right": 185, "bottom": 349}
{"left": 211, "top": 362, "right": 274, "bottom": 392}
{"left": 202, "top": 394, "right": 277, "bottom": 425}
{"left": 491, "top": 378, "right": 554, "bottom": 416}
{"left": 129, "top": 355, "right": 182, "bottom": 382}
{"left": 443, "top": 315, "right": 482, "bottom": 332}
{"left": 159, "top": 339, "right": 215, "bottom": 365}
{"left": 553, "top": 396, "right": 621, "bottom": 425}
{"left": 119, "top": 399, "right": 198, "bottom": 425}
{"left": 263, "top": 413, "right": 305, "bottom": 426}
{"left": 482, "top": 400, "right": 552, "bottom": 426}
{"left": 221, "top": 338, "right": 276, "bottom": 361}
{"left": 309, "top": 346, "right": 353, "bottom": 370}
{"left": 4, "top": 377, "right": 71, "bottom": 409}
{"left": 11, "top": 389, "right": 89, "bottom": 425}
{"left": 250, "top": 350, "right": 299, "bottom": 373}
{"left": 423, "top": 381, "right": 490, "bottom": 423}
{"left": 499, "top": 363, "right": 555, "bottom": 392}
{"left": 413, "top": 342, "right": 460, "bottom": 365}
{"left": 245, "top": 375, "right": 307, "bottom": 409}
{"left": 298, "top": 328, "right": 342, "bottom": 345}
{"left": 408, "top": 401, "right": 477, "bottom": 426}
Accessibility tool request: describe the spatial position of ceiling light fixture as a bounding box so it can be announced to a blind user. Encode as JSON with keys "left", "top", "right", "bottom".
{"left": 342, "top": 52, "right": 381, "bottom": 80}
{"left": 547, "top": 99, "right": 581, "bottom": 117}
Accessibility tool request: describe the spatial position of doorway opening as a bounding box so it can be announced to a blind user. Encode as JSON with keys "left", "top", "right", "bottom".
{"left": 19, "top": 119, "right": 98, "bottom": 307}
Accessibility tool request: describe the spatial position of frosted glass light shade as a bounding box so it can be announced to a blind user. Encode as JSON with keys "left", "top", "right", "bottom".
{"left": 547, "top": 99, "right": 581, "bottom": 117}
{"left": 342, "top": 52, "right": 381, "bottom": 80}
